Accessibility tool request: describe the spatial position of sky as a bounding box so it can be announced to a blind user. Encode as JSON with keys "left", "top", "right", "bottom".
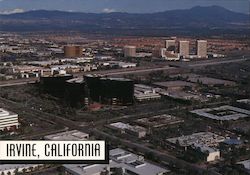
{"left": 0, "top": 0, "right": 249, "bottom": 14}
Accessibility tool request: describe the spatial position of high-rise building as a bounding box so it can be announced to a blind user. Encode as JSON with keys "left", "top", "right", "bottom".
{"left": 165, "top": 40, "right": 176, "bottom": 52}
{"left": 124, "top": 46, "right": 136, "bottom": 57}
{"left": 179, "top": 41, "right": 190, "bottom": 58}
{"left": 197, "top": 40, "right": 207, "bottom": 58}
{"left": 64, "top": 45, "right": 83, "bottom": 58}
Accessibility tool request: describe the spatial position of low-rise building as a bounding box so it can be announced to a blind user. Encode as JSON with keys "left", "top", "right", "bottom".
{"left": 237, "top": 159, "right": 250, "bottom": 172}
{"left": 0, "top": 164, "right": 42, "bottom": 175}
{"left": 109, "top": 122, "right": 147, "bottom": 138}
{"left": 134, "top": 84, "right": 161, "bottom": 101}
{"left": 0, "top": 108, "right": 19, "bottom": 131}
{"left": 44, "top": 130, "right": 89, "bottom": 141}
{"left": 167, "top": 132, "right": 225, "bottom": 162}
{"left": 153, "top": 81, "right": 196, "bottom": 91}
{"left": 136, "top": 114, "right": 184, "bottom": 128}
{"left": 191, "top": 105, "right": 250, "bottom": 121}
{"left": 63, "top": 148, "right": 170, "bottom": 175}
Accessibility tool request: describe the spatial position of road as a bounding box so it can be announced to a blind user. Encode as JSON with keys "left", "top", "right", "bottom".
{"left": 93, "top": 129, "right": 221, "bottom": 175}
{"left": 0, "top": 57, "right": 249, "bottom": 87}
{"left": 0, "top": 95, "right": 224, "bottom": 174}
{"left": 0, "top": 78, "right": 38, "bottom": 87}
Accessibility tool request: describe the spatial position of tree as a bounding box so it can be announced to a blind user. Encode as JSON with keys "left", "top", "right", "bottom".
{"left": 13, "top": 168, "right": 19, "bottom": 175}
{"left": 28, "top": 166, "right": 34, "bottom": 173}
{"left": 22, "top": 168, "right": 27, "bottom": 174}
{"left": 112, "top": 167, "right": 124, "bottom": 175}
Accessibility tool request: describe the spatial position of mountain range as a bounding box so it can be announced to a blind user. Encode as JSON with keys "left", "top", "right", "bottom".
{"left": 0, "top": 6, "right": 248, "bottom": 34}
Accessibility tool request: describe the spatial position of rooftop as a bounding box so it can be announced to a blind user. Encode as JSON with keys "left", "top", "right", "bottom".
{"left": 44, "top": 130, "right": 89, "bottom": 141}
{"left": 64, "top": 148, "right": 169, "bottom": 175}
{"left": 0, "top": 164, "right": 40, "bottom": 172}
{"left": 191, "top": 105, "right": 250, "bottom": 121}
{"left": 153, "top": 81, "right": 195, "bottom": 88}
{"left": 237, "top": 160, "right": 250, "bottom": 170}
{"left": 136, "top": 114, "right": 184, "bottom": 128}
{"left": 0, "top": 108, "right": 17, "bottom": 118}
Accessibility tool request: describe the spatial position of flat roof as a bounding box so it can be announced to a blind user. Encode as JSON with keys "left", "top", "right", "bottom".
{"left": 110, "top": 122, "right": 146, "bottom": 132}
{"left": 0, "top": 108, "right": 18, "bottom": 118}
{"left": 153, "top": 81, "right": 195, "bottom": 88}
{"left": 64, "top": 148, "right": 169, "bottom": 175}
{"left": 167, "top": 132, "right": 224, "bottom": 153}
{"left": 237, "top": 160, "right": 250, "bottom": 170}
{"left": 44, "top": 130, "right": 89, "bottom": 141}
{"left": 237, "top": 99, "right": 250, "bottom": 105}
{"left": 66, "top": 78, "right": 84, "bottom": 84}
{"left": 191, "top": 105, "right": 250, "bottom": 121}
{"left": 136, "top": 114, "right": 184, "bottom": 128}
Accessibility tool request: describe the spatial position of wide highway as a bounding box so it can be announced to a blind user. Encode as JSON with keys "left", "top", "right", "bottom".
{"left": 0, "top": 57, "right": 249, "bottom": 87}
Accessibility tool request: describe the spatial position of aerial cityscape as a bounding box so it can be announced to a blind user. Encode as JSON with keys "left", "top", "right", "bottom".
{"left": 0, "top": 0, "right": 250, "bottom": 174}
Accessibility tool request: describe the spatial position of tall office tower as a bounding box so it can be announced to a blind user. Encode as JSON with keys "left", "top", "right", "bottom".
{"left": 124, "top": 46, "right": 136, "bottom": 57}
{"left": 165, "top": 40, "right": 176, "bottom": 52}
{"left": 179, "top": 41, "right": 190, "bottom": 57}
{"left": 197, "top": 40, "right": 208, "bottom": 58}
{"left": 64, "top": 45, "right": 83, "bottom": 58}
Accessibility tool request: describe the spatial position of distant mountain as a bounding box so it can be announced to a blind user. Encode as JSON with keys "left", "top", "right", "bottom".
{"left": 0, "top": 6, "right": 248, "bottom": 34}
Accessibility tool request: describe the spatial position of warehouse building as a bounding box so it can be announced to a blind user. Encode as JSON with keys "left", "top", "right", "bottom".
{"left": 63, "top": 148, "right": 169, "bottom": 175}
{"left": 167, "top": 132, "right": 225, "bottom": 162}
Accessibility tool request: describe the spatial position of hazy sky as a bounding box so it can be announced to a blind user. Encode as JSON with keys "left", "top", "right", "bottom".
{"left": 0, "top": 0, "right": 248, "bottom": 14}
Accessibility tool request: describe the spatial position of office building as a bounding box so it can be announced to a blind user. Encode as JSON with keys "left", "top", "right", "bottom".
{"left": 40, "top": 74, "right": 74, "bottom": 97}
{"left": 0, "top": 108, "right": 19, "bottom": 131}
{"left": 196, "top": 40, "right": 207, "bottom": 58}
{"left": 136, "top": 114, "right": 184, "bottom": 128}
{"left": 165, "top": 40, "right": 176, "bottom": 52}
{"left": 179, "top": 41, "right": 190, "bottom": 57}
{"left": 65, "top": 78, "right": 85, "bottom": 107}
{"left": 63, "top": 148, "right": 170, "bottom": 175}
{"left": 124, "top": 46, "right": 136, "bottom": 57}
{"left": 191, "top": 105, "right": 250, "bottom": 121}
{"left": 84, "top": 75, "right": 134, "bottom": 105}
{"left": 109, "top": 122, "right": 147, "bottom": 138}
{"left": 64, "top": 45, "right": 83, "bottom": 58}
{"left": 134, "top": 84, "right": 161, "bottom": 101}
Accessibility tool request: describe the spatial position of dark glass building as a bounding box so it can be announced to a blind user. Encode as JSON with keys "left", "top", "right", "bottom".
{"left": 65, "top": 78, "right": 85, "bottom": 107}
{"left": 84, "top": 75, "right": 134, "bottom": 105}
{"left": 40, "top": 74, "right": 73, "bottom": 97}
